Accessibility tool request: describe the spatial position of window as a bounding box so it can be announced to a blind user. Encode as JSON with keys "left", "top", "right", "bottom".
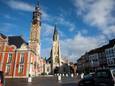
{"left": 6, "top": 65, "right": 10, "bottom": 73}
{"left": 114, "top": 58, "right": 115, "bottom": 64}
{"left": 7, "top": 53, "right": 12, "bottom": 63}
{"left": 112, "top": 49, "right": 114, "bottom": 53}
{"left": 20, "top": 53, "right": 24, "bottom": 64}
{"left": 110, "top": 59, "right": 114, "bottom": 64}
{"left": 107, "top": 59, "right": 109, "bottom": 64}
{"left": 19, "top": 65, "right": 24, "bottom": 73}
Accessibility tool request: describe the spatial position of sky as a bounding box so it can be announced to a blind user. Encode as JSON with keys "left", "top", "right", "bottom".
{"left": 0, "top": 0, "right": 115, "bottom": 62}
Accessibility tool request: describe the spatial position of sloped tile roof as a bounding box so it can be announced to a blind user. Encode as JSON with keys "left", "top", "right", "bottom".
{"left": 8, "top": 36, "right": 28, "bottom": 48}
{"left": 0, "top": 33, "right": 7, "bottom": 39}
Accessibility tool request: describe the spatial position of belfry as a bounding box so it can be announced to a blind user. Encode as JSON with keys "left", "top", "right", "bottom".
{"left": 29, "top": 1, "right": 41, "bottom": 58}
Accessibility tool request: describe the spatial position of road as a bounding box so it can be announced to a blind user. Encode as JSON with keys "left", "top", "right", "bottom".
{"left": 5, "top": 76, "right": 78, "bottom": 86}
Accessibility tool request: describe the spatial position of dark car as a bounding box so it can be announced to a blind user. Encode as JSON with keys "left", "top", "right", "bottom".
{"left": 78, "top": 73, "right": 95, "bottom": 86}
{"left": 94, "top": 69, "right": 115, "bottom": 86}
{"left": 0, "top": 71, "right": 5, "bottom": 86}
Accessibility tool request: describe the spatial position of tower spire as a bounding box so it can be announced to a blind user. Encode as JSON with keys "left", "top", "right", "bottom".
{"left": 35, "top": 0, "right": 40, "bottom": 10}
{"left": 53, "top": 25, "right": 58, "bottom": 41}
{"left": 54, "top": 24, "right": 58, "bottom": 34}
{"left": 37, "top": 0, "right": 40, "bottom": 6}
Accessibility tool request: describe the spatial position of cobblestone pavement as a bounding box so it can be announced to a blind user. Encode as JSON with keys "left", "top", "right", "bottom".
{"left": 5, "top": 76, "right": 78, "bottom": 86}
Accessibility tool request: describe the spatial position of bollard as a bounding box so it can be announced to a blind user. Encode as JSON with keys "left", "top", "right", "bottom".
{"left": 28, "top": 77, "right": 32, "bottom": 82}
{"left": 58, "top": 75, "right": 62, "bottom": 83}
{"left": 81, "top": 73, "right": 84, "bottom": 79}
{"left": 71, "top": 74, "right": 74, "bottom": 77}
{"left": 66, "top": 74, "right": 68, "bottom": 77}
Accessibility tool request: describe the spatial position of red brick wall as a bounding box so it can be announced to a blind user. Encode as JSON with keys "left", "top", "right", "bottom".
{"left": 2, "top": 44, "right": 16, "bottom": 76}
{"left": 0, "top": 36, "right": 38, "bottom": 78}
{"left": 15, "top": 51, "right": 28, "bottom": 77}
{"left": 23, "top": 52, "right": 28, "bottom": 76}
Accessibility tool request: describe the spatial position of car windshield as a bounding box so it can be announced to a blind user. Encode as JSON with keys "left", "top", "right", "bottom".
{"left": 95, "top": 70, "right": 110, "bottom": 78}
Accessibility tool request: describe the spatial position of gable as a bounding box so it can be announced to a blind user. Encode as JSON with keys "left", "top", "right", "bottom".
{"left": 19, "top": 43, "right": 28, "bottom": 50}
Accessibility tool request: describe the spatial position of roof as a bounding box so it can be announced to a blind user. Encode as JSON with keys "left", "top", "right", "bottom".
{"left": 0, "top": 33, "right": 7, "bottom": 39}
{"left": 104, "top": 39, "right": 115, "bottom": 49}
{"left": 87, "top": 38, "right": 115, "bottom": 54}
{"left": 88, "top": 48, "right": 103, "bottom": 54}
{"left": 8, "top": 36, "right": 28, "bottom": 48}
{"left": 46, "top": 57, "right": 51, "bottom": 63}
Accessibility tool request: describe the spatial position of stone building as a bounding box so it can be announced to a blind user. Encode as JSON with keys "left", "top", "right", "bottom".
{"left": 77, "top": 38, "right": 115, "bottom": 73}
{"left": 45, "top": 26, "right": 63, "bottom": 74}
{"left": 51, "top": 26, "right": 62, "bottom": 74}
{"left": 105, "top": 39, "right": 115, "bottom": 67}
{"left": 45, "top": 27, "right": 73, "bottom": 75}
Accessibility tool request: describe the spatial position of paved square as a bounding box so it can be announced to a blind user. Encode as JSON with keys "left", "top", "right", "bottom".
{"left": 5, "top": 77, "right": 78, "bottom": 86}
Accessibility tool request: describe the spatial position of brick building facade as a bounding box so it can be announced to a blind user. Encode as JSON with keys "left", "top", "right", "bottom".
{"left": 0, "top": 2, "right": 43, "bottom": 78}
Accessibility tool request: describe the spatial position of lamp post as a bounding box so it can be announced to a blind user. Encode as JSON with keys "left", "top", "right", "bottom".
{"left": 68, "top": 63, "right": 70, "bottom": 77}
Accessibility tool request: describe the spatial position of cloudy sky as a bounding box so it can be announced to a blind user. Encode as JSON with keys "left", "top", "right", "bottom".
{"left": 0, "top": 0, "right": 115, "bottom": 62}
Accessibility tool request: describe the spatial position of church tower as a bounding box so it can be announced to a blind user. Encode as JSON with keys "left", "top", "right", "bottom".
{"left": 29, "top": 1, "right": 41, "bottom": 57}
{"left": 51, "top": 25, "right": 61, "bottom": 73}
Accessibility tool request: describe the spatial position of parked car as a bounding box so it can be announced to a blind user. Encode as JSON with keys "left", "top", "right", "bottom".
{"left": 0, "top": 71, "right": 4, "bottom": 86}
{"left": 78, "top": 73, "right": 95, "bottom": 86}
{"left": 94, "top": 69, "right": 115, "bottom": 86}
